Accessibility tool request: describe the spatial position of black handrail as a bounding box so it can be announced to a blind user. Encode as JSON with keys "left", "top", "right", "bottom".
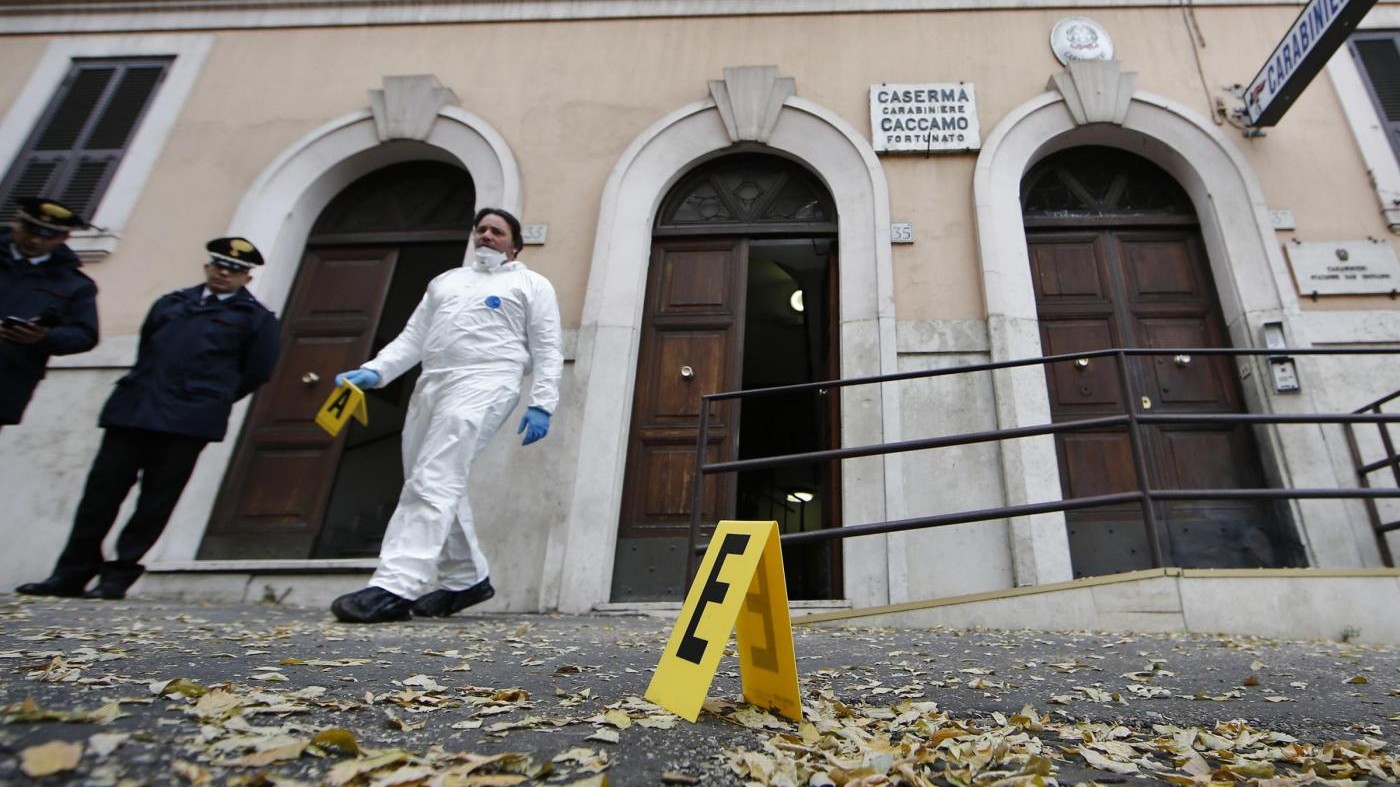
{"left": 684, "top": 346, "right": 1400, "bottom": 582}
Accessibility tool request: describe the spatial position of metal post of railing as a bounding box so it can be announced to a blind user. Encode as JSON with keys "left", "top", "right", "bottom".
{"left": 1370, "top": 404, "right": 1400, "bottom": 568}
{"left": 684, "top": 395, "right": 713, "bottom": 586}
{"left": 1112, "top": 349, "right": 1164, "bottom": 568}
{"left": 1376, "top": 403, "right": 1400, "bottom": 490}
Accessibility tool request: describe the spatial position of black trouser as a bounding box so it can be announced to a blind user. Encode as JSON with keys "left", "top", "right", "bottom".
{"left": 51, "top": 427, "right": 207, "bottom": 590}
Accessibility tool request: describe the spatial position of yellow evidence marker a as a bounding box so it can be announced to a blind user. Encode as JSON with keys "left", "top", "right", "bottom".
{"left": 314, "top": 380, "right": 368, "bottom": 437}
{"left": 645, "top": 520, "right": 801, "bottom": 723}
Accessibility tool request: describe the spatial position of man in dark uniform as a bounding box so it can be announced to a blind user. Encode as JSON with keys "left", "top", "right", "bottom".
{"left": 0, "top": 197, "right": 99, "bottom": 430}
{"left": 17, "top": 237, "right": 281, "bottom": 599}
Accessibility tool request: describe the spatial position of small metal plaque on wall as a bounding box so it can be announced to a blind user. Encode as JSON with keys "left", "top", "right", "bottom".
{"left": 1286, "top": 240, "right": 1400, "bottom": 295}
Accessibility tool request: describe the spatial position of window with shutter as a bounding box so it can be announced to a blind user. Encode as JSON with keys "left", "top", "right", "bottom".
{"left": 0, "top": 57, "right": 172, "bottom": 225}
{"left": 1351, "top": 33, "right": 1400, "bottom": 163}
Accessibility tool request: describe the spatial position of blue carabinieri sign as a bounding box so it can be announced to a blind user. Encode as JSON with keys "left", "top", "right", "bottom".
{"left": 1243, "top": 0, "right": 1378, "bottom": 127}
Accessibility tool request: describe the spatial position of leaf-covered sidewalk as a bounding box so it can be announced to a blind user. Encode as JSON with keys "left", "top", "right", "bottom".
{"left": 0, "top": 595, "right": 1395, "bottom": 785}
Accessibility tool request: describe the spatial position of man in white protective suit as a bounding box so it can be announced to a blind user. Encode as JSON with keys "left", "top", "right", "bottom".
{"left": 328, "top": 207, "right": 563, "bottom": 624}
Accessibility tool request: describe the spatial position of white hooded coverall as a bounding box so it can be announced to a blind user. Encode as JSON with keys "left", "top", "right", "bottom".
{"left": 359, "top": 256, "right": 563, "bottom": 599}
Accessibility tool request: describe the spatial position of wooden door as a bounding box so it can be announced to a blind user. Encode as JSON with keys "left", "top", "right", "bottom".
{"left": 611, "top": 239, "right": 747, "bottom": 601}
{"left": 1031, "top": 228, "right": 1289, "bottom": 575}
{"left": 199, "top": 247, "right": 396, "bottom": 559}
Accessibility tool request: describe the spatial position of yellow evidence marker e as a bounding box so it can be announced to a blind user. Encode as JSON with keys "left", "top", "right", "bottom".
{"left": 314, "top": 380, "right": 368, "bottom": 437}
{"left": 645, "top": 520, "right": 801, "bottom": 723}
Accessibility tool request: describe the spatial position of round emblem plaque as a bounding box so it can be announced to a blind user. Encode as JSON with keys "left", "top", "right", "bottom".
{"left": 1050, "top": 17, "right": 1114, "bottom": 65}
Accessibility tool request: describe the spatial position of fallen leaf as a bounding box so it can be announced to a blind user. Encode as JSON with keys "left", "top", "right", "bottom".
{"left": 87, "top": 731, "right": 129, "bottom": 758}
{"left": 601, "top": 708, "right": 631, "bottom": 729}
{"left": 328, "top": 751, "right": 413, "bottom": 785}
{"left": 586, "top": 728, "right": 620, "bottom": 744}
{"left": 171, "top": 759, "right": 214, "bottom": 784}
{"left": 1076, "top": 746, "right": 1139, "bottom": 774}
{"left": 312, "top": 727, "right": 360, "bottom": 756}
{"left": 20, "top": 740, "right": 82, "bottom": 777}
{"left": 235, "top": 741, "right": 306, "bottom": 767}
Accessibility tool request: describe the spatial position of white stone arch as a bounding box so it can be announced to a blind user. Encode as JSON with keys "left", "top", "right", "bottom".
{"left": 973, "top": 61, "right": 1358, "bottom": 579}
{"left": 156, "top": 80, "right": 521, "bottom": 564}
{"left": 545, "top": 67, "right": 902, "bottom": 613}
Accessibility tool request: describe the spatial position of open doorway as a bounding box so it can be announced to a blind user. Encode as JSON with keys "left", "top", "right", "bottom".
{"left": 735, "top": 238, "right": 838, "bottom": 599}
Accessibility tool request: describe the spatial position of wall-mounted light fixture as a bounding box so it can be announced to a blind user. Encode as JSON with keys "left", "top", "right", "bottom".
{"left": 789, "top": 289, "right": 804, "bottom": 313}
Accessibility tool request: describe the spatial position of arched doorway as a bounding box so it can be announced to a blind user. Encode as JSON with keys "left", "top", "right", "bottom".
{"left": 1022, "top": 146, "right": 1301, "bottom": 576}
{"left": 199, "top": 160, "right": 475, "bottom": 560}
{"left": 610, "top": 153, "right": 842, "bottom": 601}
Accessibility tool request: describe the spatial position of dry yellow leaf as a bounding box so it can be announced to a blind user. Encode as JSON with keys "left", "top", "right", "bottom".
{"left": 1075, "top": 746, "right": 1139, "bottom": 774}
{"left": 586, "top": 728, "right": 620, "bottom": 744}
{"left": 171, "top": 759, "right": 214, "bottom": 784}
{"left": 20, "top": 740, "right": 82, "bottom": 777}
{"left": 161, "top": 678, "right": 210, "bottom": 698}
{"left": 235, "top": 741, "right": 306, "bottom": 767}
{"left": 601, "top": 708, "right": 631, "bottom": 729}
{"left": 328, "top": 751, "right": 413, "bottom": 785}
{"left": 312, "top": 727, "right": 360, "bottom": 756}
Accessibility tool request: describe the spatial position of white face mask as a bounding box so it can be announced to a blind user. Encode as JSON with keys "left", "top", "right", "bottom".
{"left": 473, "top": 246, "right": 508, "bottom": 270}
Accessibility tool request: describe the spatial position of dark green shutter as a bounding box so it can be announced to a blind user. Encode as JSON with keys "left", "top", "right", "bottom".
{"left": 1352, "top": 35, "right": 1400, "bottom": 162}
{"left": 0, "top": 58, "right": 172, "bottom": 224}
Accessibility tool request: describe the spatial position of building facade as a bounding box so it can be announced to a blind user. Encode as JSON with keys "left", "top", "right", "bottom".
{"left": 1, "top": 0, "right": 1397, "bottom": 614}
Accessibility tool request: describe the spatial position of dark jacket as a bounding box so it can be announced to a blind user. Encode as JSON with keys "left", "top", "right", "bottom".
{"left": 0, "top": 230, "right": 100, "bottom": 425}
{"left": 100, "top": 285, "right": 280, "bottom": 441}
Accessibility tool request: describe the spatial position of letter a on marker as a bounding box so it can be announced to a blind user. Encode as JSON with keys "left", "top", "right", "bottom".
{"left": 645, "top": 520, "right": 801, "bottom": 722}
{"left": 314, "top": 381, "right": 369, "bottom": 436}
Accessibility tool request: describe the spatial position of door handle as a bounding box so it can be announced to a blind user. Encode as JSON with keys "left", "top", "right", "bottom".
{"left": 302, "top": 372, "right": 320, "bottom": 385}
{"left": 1074, "top": 358, "right": 1090, "bottom": 370}
{"left": 1173, "top": 354, "right": 1191, "bottom": 367}
{"left": 680, "top": 365, "right": 695, "bottom": 381}
{"left": 1141, "top": 395, "right": 1153, "bottom": 410}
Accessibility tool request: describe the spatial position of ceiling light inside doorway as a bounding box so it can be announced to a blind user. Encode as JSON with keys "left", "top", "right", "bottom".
{"left": 789, "top": 289, "right": 804, "bottom": 312}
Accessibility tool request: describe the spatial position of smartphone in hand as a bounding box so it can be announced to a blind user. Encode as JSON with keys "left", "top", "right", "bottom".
{"left": 3, "top": 314, "right": 58, "bottom": 329}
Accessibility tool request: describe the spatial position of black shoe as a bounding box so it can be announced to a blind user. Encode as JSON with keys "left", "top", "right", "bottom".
{"left": 331, "top": 587, "right": 412, "bottom": 624}
{"left": 15, "top": 578, "right": 89, "bottom": 598}
{"left": 412, "top": 577, "right": 495, "bottom": 618}
{"left": 83, "top": 584, "right": 127, "bottom": 600}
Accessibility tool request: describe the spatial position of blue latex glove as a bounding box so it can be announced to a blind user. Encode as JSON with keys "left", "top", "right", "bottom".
{"left": 334, "top": 368, "right": 381, "bottom": 389}
{"left": 517, "top": 406, "right": 550, "bottom": 446}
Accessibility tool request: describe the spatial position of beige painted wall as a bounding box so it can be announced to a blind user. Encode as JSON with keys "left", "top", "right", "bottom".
{"left": 0, "top": 38, "right": 45, "bottom": 111}
{"left": 4, "top": 6, "right": 1398, "bottom": 334}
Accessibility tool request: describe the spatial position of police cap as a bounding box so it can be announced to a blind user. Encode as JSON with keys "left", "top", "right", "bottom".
{"left": 206, "top": 237, "right": 264, "bottom": 271}
{"left": 15, "top": 197, "right": 89, "bottom": 237}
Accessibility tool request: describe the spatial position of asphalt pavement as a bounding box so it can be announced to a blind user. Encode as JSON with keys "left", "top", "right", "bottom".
{"left": 0, "top": 594, "right": 1396, "bottom": 785}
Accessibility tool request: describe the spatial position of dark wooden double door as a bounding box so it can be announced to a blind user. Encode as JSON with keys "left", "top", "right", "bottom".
{"left": 1029, "top": 227, "right": 1296, "bottom": 575}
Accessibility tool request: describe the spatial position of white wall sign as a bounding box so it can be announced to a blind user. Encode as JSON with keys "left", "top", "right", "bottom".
{"left": 891, "top": 222, "right": 914, "bottom": 243}
{"left": 870, "top": 83, "right": 980, "bottom": 153}
{"left": 1286, "top": 240, "right": 1400, "bottom": 295}
{"left": 1050, "top": 17, "right": 1114, "bottom": 65}
{"left": 523, "top": 223, "right": 548, "bottom": 245}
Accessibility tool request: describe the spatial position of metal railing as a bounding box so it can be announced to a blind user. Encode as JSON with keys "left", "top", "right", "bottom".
{"left": 686, "top": 346, "right": 1400, "bottom": 581}
{"left": 1344, "top": 388, "right": 1400, "bottom": 567}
